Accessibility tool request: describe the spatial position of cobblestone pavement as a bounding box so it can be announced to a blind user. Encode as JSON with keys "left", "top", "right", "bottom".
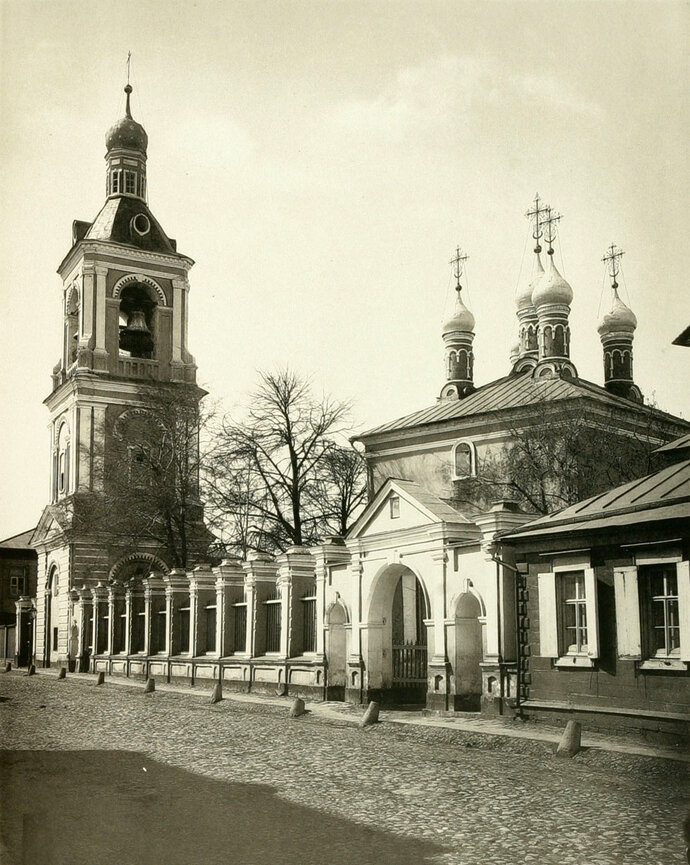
{"left": 1, "top": 671, "right": 687, "bottom": 865}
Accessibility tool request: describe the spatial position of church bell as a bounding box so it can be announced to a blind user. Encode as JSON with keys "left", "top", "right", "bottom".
{"left": 120, "top": 307, "right": 154, "bottom": 357}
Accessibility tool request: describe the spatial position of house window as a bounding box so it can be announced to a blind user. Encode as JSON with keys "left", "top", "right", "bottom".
{"left": 125, "top": 171, "right": 136, "bottom": 194}
{"left": 538, "top": 567, "right": 599, "bottom": 667}
{"left": 390, "top": 496, "right": 400, "bottom": 519}
{"left": 9, "top": 569, "right": 26, "bottom": 598}
{"left": 559, "top": 571, "right": 588, "bottom": 654}
{"left": 641, "top": 565, "right": 680, "bottom": 658}
{"left": 452, "top": 441, "right": 476, "bottom": 480}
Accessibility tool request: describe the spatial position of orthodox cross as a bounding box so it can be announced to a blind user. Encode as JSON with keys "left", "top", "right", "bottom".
{"left": 127, "top": 51, "right": 132, "bottom": 86}
{"left": 602, "top": 243, "right": 624, "bottom": 289}
{"left": 450, "top": 246, "right": 469, "bottom": 292}
{"left": 542, "top": 206, "right": 562, "bottom": 255}
{"left": 525, "top": 193, "right": 549, "bottom": 252}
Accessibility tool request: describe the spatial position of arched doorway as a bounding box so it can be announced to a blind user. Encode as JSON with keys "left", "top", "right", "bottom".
{"left": 452, "top": 592, "right": 483, "bottom": 711}
{"left": 365, "top": 564, "right": 430, "bottom": 705}
{"left": 325, "top": 600, "right": 348, "bottom": 701}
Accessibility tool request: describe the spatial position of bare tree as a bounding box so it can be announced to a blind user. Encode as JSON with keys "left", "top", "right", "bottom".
{"left": 456, "top": 398, "right": 685, "bottom": 515}
{"left": 72, "top": 382, "right": 213, "bottom": 568}
{"left": 207, "top": 369, "right": 363, "bottom": 553}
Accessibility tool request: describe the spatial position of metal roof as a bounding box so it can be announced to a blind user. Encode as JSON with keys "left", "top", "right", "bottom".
{"left": 357, "top": 372, "right": 681, "bottom": 439}
{"left": 391, "top": 478, "right": 472, "bottom": 524}
{"left": 0, "top": 529, "right": 37, "bottom": 550}
{"left": 656, "top": 434, "right": 690, "bottom": 454}
{"left": 502, "top": 459, "right": 690, "bottom": 540}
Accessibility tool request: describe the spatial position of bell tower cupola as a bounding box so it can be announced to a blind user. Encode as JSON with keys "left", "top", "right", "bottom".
{"left": 105, "top": 82, "right": 148, "bottom": 201}
{"left": 598, "top": 243, "right": 642, "bottom": 402}
{"left": 440, "top": 247, "right": 475, "bottom": 401}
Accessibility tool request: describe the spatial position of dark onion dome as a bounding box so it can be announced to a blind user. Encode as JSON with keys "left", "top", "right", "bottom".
{"left": 105, "top": 84, "right": 148, "bottom": 153}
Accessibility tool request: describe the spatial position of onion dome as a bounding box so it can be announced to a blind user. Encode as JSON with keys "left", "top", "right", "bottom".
{"left": 532, "top": 255, "right": 573, "bottom": 307}
{"left": 598, "top": 287, "right": 637, "bottom": 336}
{"left": 516, "top": 253, "right": 544, "bottom": 311}
{"left": 106, "top": 85, "right": 148, "bottom": 153}
{"left": 442, "top": 290, "right": 475, "bottom": 335}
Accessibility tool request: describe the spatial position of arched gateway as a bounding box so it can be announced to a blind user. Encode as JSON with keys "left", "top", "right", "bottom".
{"left": 364, "top": 564, "right": 430, "bottom": 704}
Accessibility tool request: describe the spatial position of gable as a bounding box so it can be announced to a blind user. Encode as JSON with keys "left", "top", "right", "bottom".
{"left": 355, "top": 489, "right": 437, "bottom": 537}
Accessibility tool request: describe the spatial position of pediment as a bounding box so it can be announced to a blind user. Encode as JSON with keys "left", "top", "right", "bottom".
{"left": 32, "top": 505, "right": 70, "bottom": 545}
{"left": 348, "top": 479, "right": 471, "bottom": 540}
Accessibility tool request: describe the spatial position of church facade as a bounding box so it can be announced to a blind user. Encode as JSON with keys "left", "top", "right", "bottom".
{"left": 26, "top": 87, "right": 690, "bottom": 739}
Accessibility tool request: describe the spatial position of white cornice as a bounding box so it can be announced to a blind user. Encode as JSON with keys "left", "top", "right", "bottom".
{"left": 58, "top": 239, "right": 194, "bottom": 279}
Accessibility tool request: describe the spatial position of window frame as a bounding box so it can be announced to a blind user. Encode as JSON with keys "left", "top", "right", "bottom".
{"left": 538, "top": 561, "right": 599, "bottom": 668}
{"left": 389, "top": 495, "right": 400, "bottom": 519}
{"left": 451, "top": 440, "right": 477, "bottom": 481}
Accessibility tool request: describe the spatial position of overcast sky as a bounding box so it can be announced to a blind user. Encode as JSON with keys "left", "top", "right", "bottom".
{"left": 0, "top": 0, "right": 688, "bottom": 539}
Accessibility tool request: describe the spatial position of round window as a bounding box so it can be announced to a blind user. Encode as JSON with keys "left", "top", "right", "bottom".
{"left": 131, "top": 213, "right": 151, "bottom": 237}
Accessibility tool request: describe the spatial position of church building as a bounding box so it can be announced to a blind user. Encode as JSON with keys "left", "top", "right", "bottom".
{"left": 26, "top": 86, "right": 690, "bottom": 742}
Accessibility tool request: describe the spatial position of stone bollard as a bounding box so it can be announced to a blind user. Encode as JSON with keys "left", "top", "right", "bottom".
{"left": 95, "top": 672, "right": 105, "bottom": 686}
{"left": 360, "top": 701, "right": 380, "bottom": 727}
{"left": 289, "top": 697, "right": 305, "bottom": 718}
{"left": 556, "top": 720, "right": 582, "bottom": 757}
{"left": 210, "top": 682, "right": 222, "bottom": 704}
{"left": 58, "top": 667, "right": 66, "bottom": 680}
{"left": 275, "top": 683, "right": 287, "bottom": 697}
{"left": 26, "top": 665, "right": 36, "bottom": 676}
{"left": 144, "top": 677, "right": 155, "bottom": 694}
{"left": 3, "top": 662, "right": 11, "bottom": 673}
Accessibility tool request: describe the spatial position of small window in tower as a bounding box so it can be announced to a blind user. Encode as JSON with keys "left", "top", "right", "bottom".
{"left": 111, "top": 171, "right": 120, "bottom": 194}
{"left": 125, "top": 172, "right": 136, "bottom": 194}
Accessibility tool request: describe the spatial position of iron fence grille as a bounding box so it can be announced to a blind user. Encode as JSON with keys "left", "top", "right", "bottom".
{"left": 392, "top": 642, "right": 427, "bottom": 686}
{"left": 233, "top": 603, "right": 247, "bottom": 652}
{"left": 302, "top": 595, "right": 316, "bottom": 653}
{"left": 265, "top": 599, "right": 281, "bottom": 652}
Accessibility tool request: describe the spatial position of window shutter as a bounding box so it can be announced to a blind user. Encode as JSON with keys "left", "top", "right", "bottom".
{"left": 677, "top": 561, "right": 690, "bottom": 663}
{"left": 538, "top": 572, "right": 558, "bottom": 658}
{"left": 613, "top": 566, "right": 641, "bottom": 659}
{"left": 584, "top": 568, "right": 600, "bottom": 659}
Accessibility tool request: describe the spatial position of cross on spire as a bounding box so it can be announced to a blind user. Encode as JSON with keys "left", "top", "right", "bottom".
{"left": 126, "top": 51, "right": 132, "bottom": 86}
{"left": 602, "top": 243, "right": 624, "bottom": 288}
{"left": 543, "top": 206, "right": 562, "bottom": 255}
{"left": 525, "top": 193, "right": 549, "bottom": 253}
{"left": 450, "top": 246, "right": 469, "bottom": 291}
{"left": 124, "top": 52, "right": 133, "bottom": 118}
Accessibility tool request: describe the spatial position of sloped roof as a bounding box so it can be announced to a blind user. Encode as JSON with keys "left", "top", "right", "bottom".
{"left": 357, "top": 372, "right": 687, "bottom": 439}
{"left": 390, "top": 478, "right": 473, "bottom": 524}
{"left": 656, "top": 434, "right": 690, "bottom": 455}
{"left": 501, "top": 459, "right": 690, "bottom": 540}
{"left": 0, "top": 529, "right": 37, "bottom": 550}
{"left": 85, "top": 196, "right": 176, "bottom": 254}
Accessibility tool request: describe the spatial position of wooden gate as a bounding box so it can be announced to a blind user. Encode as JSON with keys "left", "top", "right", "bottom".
{"left": 392, "top": 642, "right": 427, "bottom": 702}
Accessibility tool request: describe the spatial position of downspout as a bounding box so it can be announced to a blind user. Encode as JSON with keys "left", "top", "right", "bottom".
{"left": 490, "top": 552, "right": 522, "bottom": 716}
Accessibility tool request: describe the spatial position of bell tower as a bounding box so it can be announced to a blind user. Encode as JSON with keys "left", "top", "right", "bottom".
{"left": 32, "top": 82, "right": 208, "bottom": 668}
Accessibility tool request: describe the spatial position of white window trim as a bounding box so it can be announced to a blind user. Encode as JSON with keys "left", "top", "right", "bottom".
{"left": 538, "top": 561, "right": 599, "bottom": 668}
{"left": 614, "top": 559, "right": 689, "bottom": 670}
{"left": 451, "top": 439, "right": 477, "bottom": 481}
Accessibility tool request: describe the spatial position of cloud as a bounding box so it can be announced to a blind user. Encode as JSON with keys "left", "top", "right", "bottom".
{"left": 330, "top": 54, "right": 603, "bottom": 142}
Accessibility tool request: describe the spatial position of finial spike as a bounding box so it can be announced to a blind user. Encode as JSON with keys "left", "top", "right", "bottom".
{"left": 450, "top": 246, "right": 469, "bottom": 292}
{"left": 124, "top": 52, "right": 133, "bottom": 118}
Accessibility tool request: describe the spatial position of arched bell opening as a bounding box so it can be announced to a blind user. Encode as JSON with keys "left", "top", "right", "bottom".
{"left": 118, "top": 283, "right": 157, "bottom": 359}
{"left": 365, "top": 564, "right": 430, "bottom": 705}
{"left": 451, "top": 591, "right": 484, "bottom": 712}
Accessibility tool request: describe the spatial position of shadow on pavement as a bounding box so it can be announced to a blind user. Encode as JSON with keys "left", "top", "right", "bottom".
{"left": 0, "top": 750, "right": 441, "bottom": 865}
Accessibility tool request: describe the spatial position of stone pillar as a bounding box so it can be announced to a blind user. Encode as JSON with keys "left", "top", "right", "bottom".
{"left": 91, "top": 582, "right": 108, "bottom": 659}
{"left": 124, "top": 586, "right": 134, "bottom": 655}
{"left": 277, "top": 546, "right": 316, "bottom": 658}
{"left": 242, "top": 555, "right": 279, "bottom": 658}
{"left": 74, "top": 587, "right": 93, "bottom": 673}
{"left": 214, "top": 557, "right": 245, "bottom": 657}
{"left": 345, "top": 556, "right": 365, "bottom": 702}
{"left": 93, "top": 265, "right": 109, "bottom": 370}
{"left": 164, "top": 569, "right": 190, "bottom": 656}
{"left": 14, "top": 596, "right": 35, "bottom": 668}
{"left": 189, "top": 566, "right": 216, "bottom": 656}
{"left": 426, "top": 547, "right": 452, "bottom": 711}
{"left": 315, "top": 562, "right": 327, "bottom": 658}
